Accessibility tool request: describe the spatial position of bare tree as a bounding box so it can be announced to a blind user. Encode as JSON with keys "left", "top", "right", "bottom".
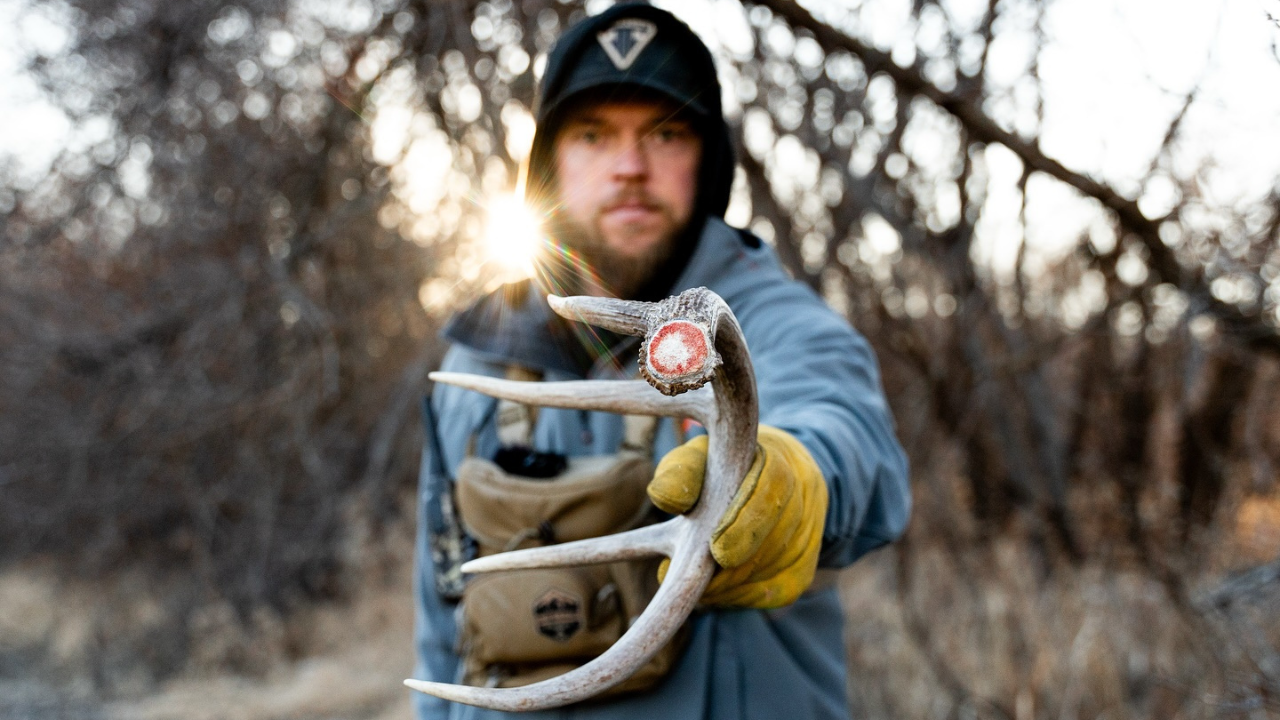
{"left": 1, "top": 0, "right": 444, "bottom": 685}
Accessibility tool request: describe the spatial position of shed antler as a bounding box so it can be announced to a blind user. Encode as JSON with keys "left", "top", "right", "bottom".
{"left": 404, "top": 287, "right": 758, "bottom": 712}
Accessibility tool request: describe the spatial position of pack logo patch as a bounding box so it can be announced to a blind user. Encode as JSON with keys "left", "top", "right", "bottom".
{"left": 533, "top": 587, "right": 582, "bottom": 642}
{"left": 597, "top": 19, "right": 657, "bottom": 71}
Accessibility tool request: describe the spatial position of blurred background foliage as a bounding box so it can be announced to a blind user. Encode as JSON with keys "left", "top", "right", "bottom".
{"left": 2, "top": 0, "right": 1280, "bottom": 717}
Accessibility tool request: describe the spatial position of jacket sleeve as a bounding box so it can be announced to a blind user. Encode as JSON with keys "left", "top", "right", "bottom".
{"left": 733, "top": 281, "right": 911, "bottom": 568}
{"left": 410, "top": 347, "right": 503, "bottom": 720}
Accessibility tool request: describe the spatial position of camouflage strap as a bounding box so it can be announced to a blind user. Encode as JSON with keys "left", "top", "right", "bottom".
{"left": 422, "top": 395, "right": 474, "bottom": 601}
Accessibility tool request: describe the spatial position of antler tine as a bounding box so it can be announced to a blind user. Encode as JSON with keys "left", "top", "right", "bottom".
{"left": 405, "top": 517, "right": 716, "bottom": 712}
{"left": 547, "top": 295, "right": 648, "bottom": 335}
{"left": 429, "top": 373, "right": 713, "bottom": 424}
{"left": 461, "top": 519, "right": 677, "bottom": 574}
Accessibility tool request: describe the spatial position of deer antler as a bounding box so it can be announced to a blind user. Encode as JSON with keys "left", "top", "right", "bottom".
{"left": 404, "top": 287, "right": 758, "bottom": 712}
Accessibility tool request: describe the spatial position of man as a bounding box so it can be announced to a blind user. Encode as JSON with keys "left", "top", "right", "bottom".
{"left": 412, "top": 4, "right": 910, "bottom": 719}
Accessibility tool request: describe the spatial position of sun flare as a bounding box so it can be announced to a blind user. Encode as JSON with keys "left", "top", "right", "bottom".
{"left": 482, "top": 193, "right": 542, "bottom": 280}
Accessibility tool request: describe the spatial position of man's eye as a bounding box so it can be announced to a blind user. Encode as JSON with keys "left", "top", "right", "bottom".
{"left": 654, "top": 126, "right": 690, "bottom": 143}
{"left": 578, "top": 130, "right": 601, "bottom": 143}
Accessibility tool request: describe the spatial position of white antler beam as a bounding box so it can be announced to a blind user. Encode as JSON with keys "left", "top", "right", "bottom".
{"left": 406, "top": 287, "right": 758, "bottom": 712}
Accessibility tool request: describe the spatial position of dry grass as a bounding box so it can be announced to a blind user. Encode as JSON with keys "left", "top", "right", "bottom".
{"left": 104, "top": 588, "right": 416, "bottom": 720}
{"left": 841, "top": 527, "right": 1280, "bottom": 720}
{"left": 4, "top": 489, "right": 1278, "bottom": 720}
{"left": 0, "top": 513, "right": 419, "bottom": 720}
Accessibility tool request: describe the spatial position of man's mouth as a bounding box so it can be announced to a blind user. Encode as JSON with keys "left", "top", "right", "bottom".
{"left": 604, "top": 201, "right": 659, "bottom": 223}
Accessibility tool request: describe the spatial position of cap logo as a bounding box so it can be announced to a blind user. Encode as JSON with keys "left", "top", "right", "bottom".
{"left": 597, "top": 19, "right": 657, "bottom": 71}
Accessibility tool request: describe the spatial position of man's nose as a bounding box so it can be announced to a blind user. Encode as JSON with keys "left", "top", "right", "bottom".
{"left": 612, "top": 139, "right": 649, "bottom": 179}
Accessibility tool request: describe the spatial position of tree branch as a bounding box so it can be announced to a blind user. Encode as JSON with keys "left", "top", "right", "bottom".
{"left": 753, "top": 0, "right": 1280, "bottom": 354}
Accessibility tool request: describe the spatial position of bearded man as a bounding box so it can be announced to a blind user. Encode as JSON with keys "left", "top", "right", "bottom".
{"left": 411, "top": 4, "right": 910, "bottom": 719}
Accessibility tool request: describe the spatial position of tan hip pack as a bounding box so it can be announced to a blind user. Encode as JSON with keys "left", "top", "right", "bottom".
{"left": 454, "top": 439, "right": 687, "bottom": 694}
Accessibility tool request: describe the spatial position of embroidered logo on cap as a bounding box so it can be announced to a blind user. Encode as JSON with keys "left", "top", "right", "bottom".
{"left": 597, "top": 18, "right": 657, "bottom": 71}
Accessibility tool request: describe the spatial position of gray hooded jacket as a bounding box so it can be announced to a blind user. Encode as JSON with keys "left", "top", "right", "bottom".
{"left": 411, "top": 217, "right": 911, "bottom": 720}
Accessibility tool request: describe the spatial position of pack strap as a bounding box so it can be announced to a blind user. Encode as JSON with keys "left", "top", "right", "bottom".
{"left": 495, "top": 365, "right": 542, "bottom": 447}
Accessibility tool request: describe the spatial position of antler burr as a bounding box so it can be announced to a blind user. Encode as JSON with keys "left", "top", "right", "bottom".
{"left": 405, "top": 287, "right": 758, "bottom": 712}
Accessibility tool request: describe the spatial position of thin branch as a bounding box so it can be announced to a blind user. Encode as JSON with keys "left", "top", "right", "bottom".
{"left": 753, "top": 0, "right": 1280, "bottom": 354}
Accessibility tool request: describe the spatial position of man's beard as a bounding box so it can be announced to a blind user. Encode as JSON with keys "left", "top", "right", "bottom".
{"left": 543, "top": 200, "right": 683, "bottom": 300}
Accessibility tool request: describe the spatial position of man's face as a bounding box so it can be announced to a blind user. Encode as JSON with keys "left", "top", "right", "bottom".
{"left": 550, "top": 97, "right": 702, "bottom": 298}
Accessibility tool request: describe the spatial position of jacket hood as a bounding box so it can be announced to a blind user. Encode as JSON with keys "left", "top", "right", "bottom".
{"left": 525, "top": 3, "right": 735, "bottom": 231}
{"left": 444, "top": 219, "right": 765, "bottom": 378}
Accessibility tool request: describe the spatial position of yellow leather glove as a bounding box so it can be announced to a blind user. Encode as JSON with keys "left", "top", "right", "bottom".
{"left": 648, "top": 425, "right": 828, "bottom": 609}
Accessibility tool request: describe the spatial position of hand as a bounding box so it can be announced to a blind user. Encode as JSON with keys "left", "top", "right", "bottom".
{"left": 647, "top": 425, "right": 828, "bottom": 609}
